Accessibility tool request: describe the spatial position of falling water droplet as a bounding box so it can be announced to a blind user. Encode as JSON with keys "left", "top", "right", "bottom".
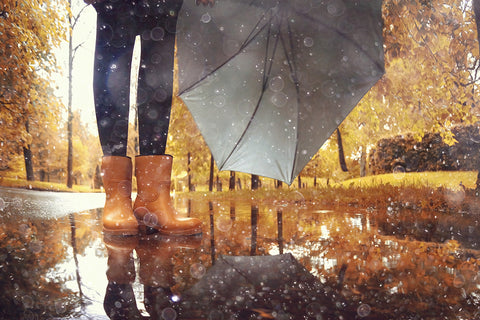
{"left": 271, "top": 92, "right": 288, "bottom": 108}
{"left": 216, "top": 217, "right": 233, "bottom": 232}
{"left": 269, "top": 76, "right": 285, "bottom": 92}
{"left": 201, "top": 12, "right": 211, "bottom": 23}
{"left": 190, "top": 263, "right": 206, "bottom": 279}
{"left": 392, "top": 165, "right": 406, "bottom": 180}
{"left": 161, "top": 307, "right": 177, "bottom": 320}
{"left": 29, "top": 241, "right": 43, "bottom": 254}
{"left": 208, "top": 310, "right": 224, "bottom": 320}
{"left": 303, "top": 37, "right": 314, "bottom": 47}
{"left": 357, "top": 303, "right": 371, "bottom": 317}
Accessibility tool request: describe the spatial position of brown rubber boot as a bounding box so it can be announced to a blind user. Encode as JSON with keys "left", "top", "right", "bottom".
{"left": 133, "top": 155, "right": 202, "bottom": 236}
{"left": 101, "top": 156, "right": 138, "bottom": 236}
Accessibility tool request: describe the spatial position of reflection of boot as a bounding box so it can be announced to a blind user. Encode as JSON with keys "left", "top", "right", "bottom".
{"left": 102, "top": 156, "right": 138, "bottom": 235}
{"left": 133, "top": 155, "right": 202, "bottom": 236}
{"left": 137, "top": 235, "right": 201, "bottom": 318}
{"left": 103, "top": 236, "right": 143, "bottom": 319}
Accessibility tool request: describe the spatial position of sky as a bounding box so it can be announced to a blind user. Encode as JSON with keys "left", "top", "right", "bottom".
{"left": 54, "top": 1, "right": 98, "bottom": 134}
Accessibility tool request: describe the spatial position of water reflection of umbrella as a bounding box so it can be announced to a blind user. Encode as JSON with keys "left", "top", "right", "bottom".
{"left": 178, "top": 253, "right": 338, "bottom": 318}
{"left": 177, "top": 0, "right": 384, "bottom": 184}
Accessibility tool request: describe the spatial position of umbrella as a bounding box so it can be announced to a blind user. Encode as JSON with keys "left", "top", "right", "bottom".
{"left": 177, "top": 253, "right": 341, "bottom": 318}
{"left": 176, "top": 0, "right": 384, "bottom": 184}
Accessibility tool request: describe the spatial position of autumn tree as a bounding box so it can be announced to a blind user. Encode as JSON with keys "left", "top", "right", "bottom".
{"left": 326, "top": 0, "right": 480, "bottom": 178}
{"left": 0, "top": 0, "right": 67, "bottom": 180}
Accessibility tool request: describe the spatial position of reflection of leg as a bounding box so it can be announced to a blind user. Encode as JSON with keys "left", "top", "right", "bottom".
{"left": 103, "top": 236, "right": 143, "bottom": 319}
{"left": 137, "top": 235, "right": 201, "bottom": 318}
{"left": 137, "top": 1, "right": 182, "bottom": 156}
{"left": 93, "top": 3, "right": 136, "bottom": 156}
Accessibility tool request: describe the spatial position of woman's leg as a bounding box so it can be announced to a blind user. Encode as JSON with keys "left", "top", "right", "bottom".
{"left": 136, "top": 0, "right": 183, "bottom": 156}
{"left": 93, "top": 2, "right": 137, "bottom": 156}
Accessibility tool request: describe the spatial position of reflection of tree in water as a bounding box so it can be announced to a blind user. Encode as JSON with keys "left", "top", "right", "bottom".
{"left": 294, "top": 212, "right": 480, "bottom": 319}
{"left": 0, "top": 215, "right": 81, "bottom": 319}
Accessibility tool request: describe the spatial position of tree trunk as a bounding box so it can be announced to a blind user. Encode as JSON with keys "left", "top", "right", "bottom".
{"left": 276, "top": 180, "right": 283, "bottom": 189}
{"left": 229, "top": 171, "right": 235, "bottom": 191}
{"left": 209, "top": 154, "right": 214, "bottom": 192}
{"left": 251, "top": 174, "right": 259, "bottom": 190}
{"left": 23, "top": 121, "right": 34, "bottom": 181}
{"left": 360, "top": 149, "right": 366, "bottom": 177}
{"left": 23, "top": 148, "right": 34, "bottom": 182}
{"left": 187, "top": 152, "right": 193, "bottom": 191}
{"left": 66, "top": 0, "right": 74, "bottom": 189}
{"left": 297, "top": 175, "right": 302, "bottom": 189}
{"left": 337, "top": 128, "right": 348, "bottom": 172}
{"left": 476, "top": 170, "right": 480, "bottom": 196}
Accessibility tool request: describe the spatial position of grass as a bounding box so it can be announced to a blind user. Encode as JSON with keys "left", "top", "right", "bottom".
{"left": 175, "top": 171, "right": 480, "bottom": 215}
{"left": 339, "top": 171, "right": 477, "bottom": 191}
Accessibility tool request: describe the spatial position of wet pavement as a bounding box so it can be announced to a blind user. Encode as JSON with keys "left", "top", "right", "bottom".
{"left": 1, "top": 187, "right": 480, "bottom": 319}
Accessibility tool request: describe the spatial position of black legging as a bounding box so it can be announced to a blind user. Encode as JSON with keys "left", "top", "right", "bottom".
{"left": 93, "top": 0, "right": 183, "bottom": 156}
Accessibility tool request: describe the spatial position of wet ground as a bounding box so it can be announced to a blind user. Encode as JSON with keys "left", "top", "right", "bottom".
{"left": 1, "top": 187, "right": 480, "bottom": 319}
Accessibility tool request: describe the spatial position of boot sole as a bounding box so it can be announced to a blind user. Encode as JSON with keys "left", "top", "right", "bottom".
{"left": 138, "top": 223, "right": 202, "bottom": 236}
{"left": 103, "top": 227, "right": 139, "bottom": 236}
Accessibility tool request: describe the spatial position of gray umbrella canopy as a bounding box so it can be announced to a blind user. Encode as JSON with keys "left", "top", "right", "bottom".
{"left": 177, "top": 0, "right": 384, "bottom": 184}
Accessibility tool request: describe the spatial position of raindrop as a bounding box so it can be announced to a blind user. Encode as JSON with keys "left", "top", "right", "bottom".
{"left": 327, "top": 0, "right": 346, "bottom": 17}
{"left": 23, "top": 310, "right": 35, "bottom": 320}
{"left": 190, "top": 262, "right": 206, "bottom": 279}
{"left": 213, "top": 95, "right": 226, "bottom": 108}
{"left": 303, "top": 37, "right": 314, "bottom": 47}
{"left": 29, "top": 241, "right": 43, "bottom": 254}
{"left": 151, "top": 52, "right": 163, "bottom": 64}
{"left": 151, "top": 27, "right": 165, "bottom": 41}
{"left": 0, "top": 198, "right": 5, "bottom": 211}
{"left": 19, "top": 224, "right": 30, "bottom": 237}
{"left": 154, "top": 88, "right": 168, "bottom": 102}
{"left": 201, "top": 12, "right": 211, "bottom": 23}
{"left": 161, "top": 307, "right": 177, "bottom": 320}
{"left": 147, "top": 109, "right": 159, "bottom": 120}
{"left": 143, "top": 212, "right": 158, "bottom": 227}
{"left": 306, "top": 302, "right": 324, "bottom": 318}
{"left": 55, "top": 300, "right": 67, "bottom": 315}
{"left": 208, "top": 310, "right": 224, "bottom": 320}
{"left": 269, "top": 76, "right": 285, "bottom": 92}
{"left": 13, "top": 198, "right": 22, "bottom": 209}
{"left": 453, "top": 273, "right": 466, "bottom": 288}
{"left": 22, "top": 295, "right": 34, "bottom": 309}
{"left": 271, "top": 92, "right": 288, "bottom": 108}
{"left": 117, "top": 180, "right": 131, "bottom": 197}
{"left": 216, "top": 216, "right": 233, "bottom": 232}
{"left": 392, "top": 165, "right": 406, "bottom": 180}
{"left": 357, "top": 303, "right": 371, "bottom": 317}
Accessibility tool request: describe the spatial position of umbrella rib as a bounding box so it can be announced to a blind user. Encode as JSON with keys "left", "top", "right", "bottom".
{"left": 222, "top": 16, "right": 280, "bottom": 167}
{"left": 178, "top": 8, "right": 271, "bottom": 96}
{"left": 219, "top": 256, "right": 257, "bottom": 286}
{"left": 279, "top": 19, "right": 302, "bottom": 182}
